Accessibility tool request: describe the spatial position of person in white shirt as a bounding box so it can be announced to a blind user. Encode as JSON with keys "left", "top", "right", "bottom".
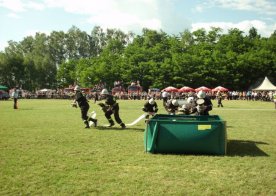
{"left": 11, "top": 87, "right": 19, "bottom": 109}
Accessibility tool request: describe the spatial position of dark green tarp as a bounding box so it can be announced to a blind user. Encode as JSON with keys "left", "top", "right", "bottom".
{"left": 0, "top": 85, "right": 8, "bottom": 90}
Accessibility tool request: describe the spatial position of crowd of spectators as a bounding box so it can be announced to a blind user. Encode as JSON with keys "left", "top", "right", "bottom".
{"left": 91, "top": 81, "right": 106, "bottom": 92}
{"left": 3, "top": 86, "right": 275, "bottom": 103}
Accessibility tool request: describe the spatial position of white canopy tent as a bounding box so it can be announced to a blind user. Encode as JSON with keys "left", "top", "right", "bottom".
{"left": 39, "top": 88, "right": 49, "bottom": 92}
{"left": 252, "top": 77, "right": 276, "bottom": 91}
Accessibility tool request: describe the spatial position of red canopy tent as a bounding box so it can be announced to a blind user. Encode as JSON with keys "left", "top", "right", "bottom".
{"left": 212, "top": 86, "right": 229, "bottom": 92}
{"left": 178, "top": 86, "right": 195, "bottom": 92}
{"left": 195, "top": 86, "right": 211, "bottom": 92}
{"left": 162, "top": 86, "right": 179, "bottom": 92}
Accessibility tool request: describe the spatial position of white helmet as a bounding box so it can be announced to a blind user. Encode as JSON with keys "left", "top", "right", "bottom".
{"left": 182, "top": 103, "right": 191, "bottom": 110}
{"left": 187, "top": 97, "right": 194, "bottom": 104}
{"left": 74, "top": 85, "right": 80, "bottom": 91}
{"left": 101, "top": 89, "right": 109, "bottom": 95}
{"left": 149, "top": 98, "right": 155, "bottom": 105}
{"left": 197, "top": 90, "right": 206, "bottom": 99}
{"left": 172, "top": 99, "right": 178, "bottom": 106}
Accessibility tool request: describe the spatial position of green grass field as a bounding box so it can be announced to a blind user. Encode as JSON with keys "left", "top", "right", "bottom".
{"left": 0, "top": 99, "right": 276, "bottom": 195}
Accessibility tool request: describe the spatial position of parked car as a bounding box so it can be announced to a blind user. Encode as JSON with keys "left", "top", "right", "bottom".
{"left": 128, "top": 85, "right": 143, "bottom": 100}
{"left": 148, "top": 88, "right": 161, "bottom": 99}
{"left": 0, "top": 90, "right": 10, "bottom": 100}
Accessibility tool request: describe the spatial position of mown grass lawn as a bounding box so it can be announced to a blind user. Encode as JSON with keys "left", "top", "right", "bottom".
{"left": 0, "top": 99, "right": 276, "bottom": 195}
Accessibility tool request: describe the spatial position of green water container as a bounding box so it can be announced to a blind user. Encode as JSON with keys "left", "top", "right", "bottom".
{"left": 144, "top": 114, "right": 227, "bottom": 155}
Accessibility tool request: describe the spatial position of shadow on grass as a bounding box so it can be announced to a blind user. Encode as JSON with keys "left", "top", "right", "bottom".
{"left": 227, "top": 140, "right": 269, "bottom": 157}
{"left": 15, "top": 108, "right": 34, "bottom": 110}
{"left": 96, "top": 126, "right": 144, "bottom": 132}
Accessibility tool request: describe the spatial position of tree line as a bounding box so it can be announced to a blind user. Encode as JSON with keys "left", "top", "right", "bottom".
{"left": 0, "top": 25, "right": 275, "bottom": 91}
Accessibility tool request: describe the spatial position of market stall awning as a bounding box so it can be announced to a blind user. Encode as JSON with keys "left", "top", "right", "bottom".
{"left": 0, "top": 85, "right": 8, "bottom": 90}
{"left": 195, "top": 86, "right": 211, "bottom": 92}
{"left": 212, "top": 86, "right": 229, "bottom": 92}
{"left": 162, "top": 86, "right": 179, "bottom": 92}
{"left": 178, "top": 86, "right": 195, "bottom": 92}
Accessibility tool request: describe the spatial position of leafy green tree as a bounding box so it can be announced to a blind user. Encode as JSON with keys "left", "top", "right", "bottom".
{"left": 90, "top": 26, "right": 106, "bottom": 57}
{"left": 0, "top": 52, "right": 13, "bottom": 88}
{"left": 1, "top": 25, "right": 276, "bottom": 92}
{"left": 56, "top": 60, "right": 77, "bottom": 88}
{"left": 48, "top": 31, "right": 67, "bottom": 65}
{"left": 180, "top": 29, "right": 194, "bottom": 49}
{"left": 66, "top": 26, "right": 91, "bottom": 59}
{"left": 3, "top": 41, "right": 25, "bottom": 88}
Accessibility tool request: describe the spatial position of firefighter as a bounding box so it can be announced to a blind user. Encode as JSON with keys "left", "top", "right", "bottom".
{"left": 180, "top": 97, "right": 195, "bottom": 115}
{"left": 165, "top": 99, "right": 179, "bottom": 115}
{"left": 71, "top": 85, "right": 97, "bottom": 128}
{"left": 194, "top": 90, "right": 213, "bottom": 115}
{"left": 99, "top": 89, "right": 126, "bottom": 128}
{"left": 142, "top": 98, "right": 158, "bottom": 122}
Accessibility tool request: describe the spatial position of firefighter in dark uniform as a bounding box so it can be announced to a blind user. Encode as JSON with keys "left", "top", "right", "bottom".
{"left": 142, "top": 98, "right": 158, "bottom": 122}
{"left": 194, "top": 90, "right": 213, "bottom": 115}
{"left": 72, "top": 86, "right": 97, "bottom": 128}
{"left": 179, "top": 97, "right": 195, "bottom": 115}
{"left": 99, "top": 89, "right": 126, "bottom": 128}
{"left": 161, "top": 90, "right": 169, "bottom": 107}
{"left": 165, "top": 99, "right": 179, "bottom": 115}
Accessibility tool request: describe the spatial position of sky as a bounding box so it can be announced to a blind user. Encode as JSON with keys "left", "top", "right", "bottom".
{"left": 0, "top": 0, "right": 276, "bottom": 51}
